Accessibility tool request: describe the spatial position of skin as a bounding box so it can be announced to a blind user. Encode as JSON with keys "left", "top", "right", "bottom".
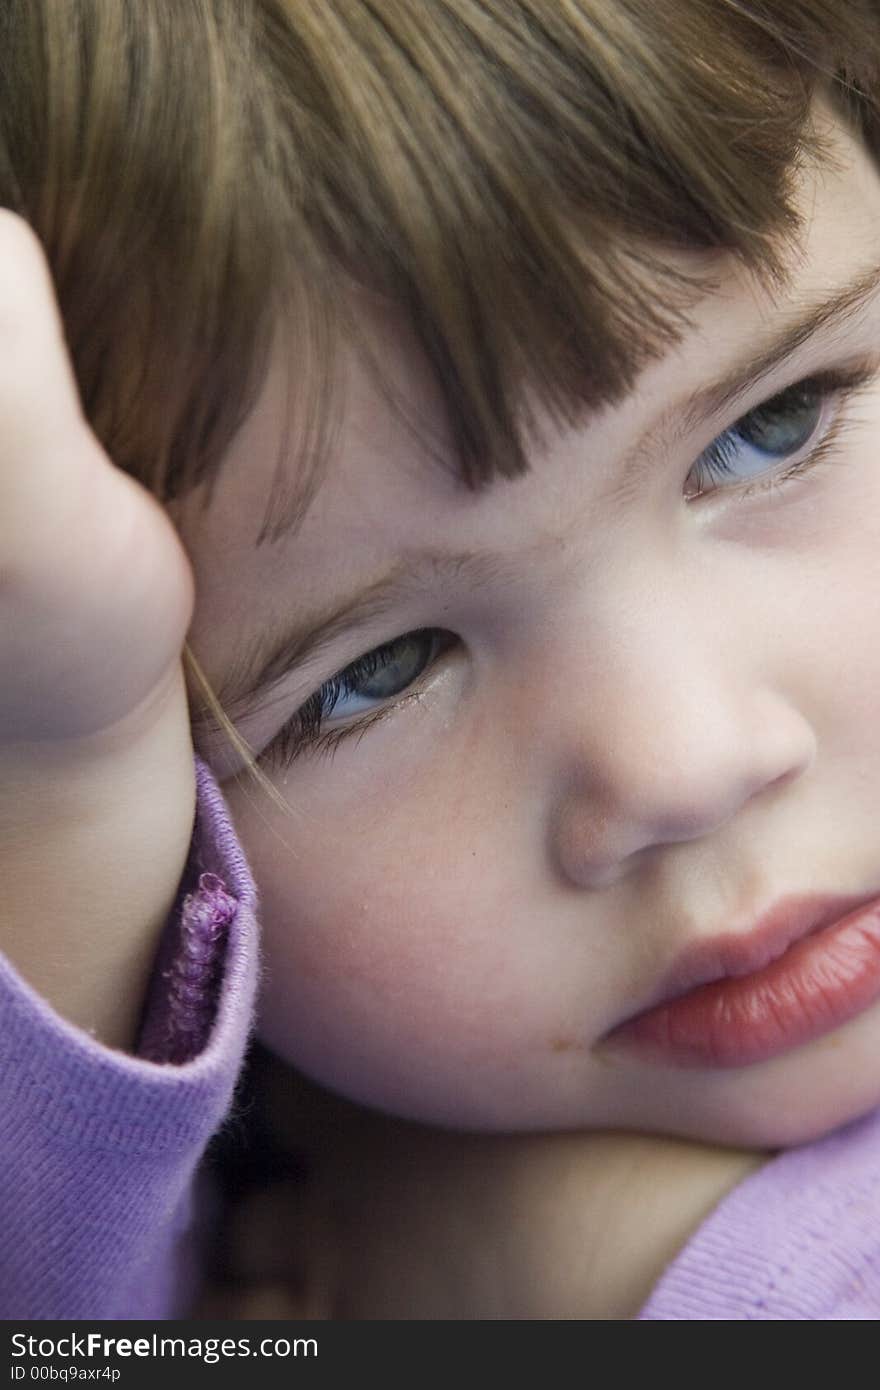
{"left": 195, "top": 1062, "right": 764, "bottom": 1319}
{"left": 172, "top": 97, "right": 880, "bottom": 1157}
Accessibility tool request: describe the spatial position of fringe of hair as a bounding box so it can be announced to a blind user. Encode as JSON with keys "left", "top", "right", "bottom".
{"left": 2, "top": 1, "right": 880, "bottom": 803}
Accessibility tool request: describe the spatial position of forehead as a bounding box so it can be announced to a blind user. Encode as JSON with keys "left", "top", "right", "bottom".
{"left": 171, "top": 100, "right": 880, "bottom": 694}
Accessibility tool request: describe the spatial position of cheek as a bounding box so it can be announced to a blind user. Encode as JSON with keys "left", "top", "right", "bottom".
{"left": 806, "top": 483, "right": 880, "bottom": 740}
{"left": 228, "top": 772, "right": 562, "bottom": 1126}
{"left": 731, "top": 448, "right": 880, "bottom": 751}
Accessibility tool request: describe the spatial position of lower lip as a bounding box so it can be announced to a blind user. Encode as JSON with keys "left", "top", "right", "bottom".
{"left": 605, "top": 897, "right": 880, "bottom": 1068}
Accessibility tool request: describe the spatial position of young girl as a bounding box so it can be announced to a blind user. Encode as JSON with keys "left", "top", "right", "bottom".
{"left": 3, "top": 0, "right": 880, "bottom": 1319}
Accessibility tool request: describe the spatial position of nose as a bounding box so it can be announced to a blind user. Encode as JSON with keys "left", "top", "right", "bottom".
{"left": 550, "top": 615, "right": 816, "bottom": 890}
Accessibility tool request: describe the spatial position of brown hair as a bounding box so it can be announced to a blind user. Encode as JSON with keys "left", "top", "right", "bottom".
{"left": 2, "top": 0, "right": 879, "bottom": 803}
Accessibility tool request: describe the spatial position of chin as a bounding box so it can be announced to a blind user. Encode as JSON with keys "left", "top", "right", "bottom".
{"left": 657, "top": 1077, "right": 880, "bottom": 1152}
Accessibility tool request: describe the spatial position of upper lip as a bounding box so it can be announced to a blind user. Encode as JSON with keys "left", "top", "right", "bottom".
{"left": 623, "top": 890, "right": 880, "bottom": 1022}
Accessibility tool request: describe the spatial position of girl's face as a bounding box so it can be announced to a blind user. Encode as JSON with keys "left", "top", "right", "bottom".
{"left": 174, "top": 101, "right": 880, "bottom": 1147}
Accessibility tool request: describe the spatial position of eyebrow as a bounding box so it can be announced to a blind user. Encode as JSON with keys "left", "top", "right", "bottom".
{"left": 210, "top": 254, "right": 880, "bottom": 726}
{"left": 206, "top": 549, "right": 514, "bottom": 725}
{"left": 623, "top": 253, "right": 880, "bottom": 477}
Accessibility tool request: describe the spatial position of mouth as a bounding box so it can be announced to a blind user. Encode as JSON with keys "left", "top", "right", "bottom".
{"left": 601, "top": 891, "right": 880, "bottom": 1068}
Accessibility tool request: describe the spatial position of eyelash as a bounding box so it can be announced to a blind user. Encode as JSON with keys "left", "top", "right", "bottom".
{"left": 261, "top": 630, "right": 451, "bottom": 769}
{"left": 686, "top": 362, "right": 876, "bottom": 501}
{"left": 261, "top": 361, "right": 878, "bottom": 769}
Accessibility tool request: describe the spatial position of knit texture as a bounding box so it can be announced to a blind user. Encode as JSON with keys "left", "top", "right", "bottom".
{"left": 636, "top": 1104, "right": 880, "bottom": 1319}
{"left": 0, "top": 756, "right": 259, "bottom": 1319}
{"left": 138, "top": 872, "right": 238, "bottom": 1066}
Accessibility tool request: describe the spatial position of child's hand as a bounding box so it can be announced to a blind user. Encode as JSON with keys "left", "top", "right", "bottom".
{"left": 213, "top": 1129, "right": 763, "bottom": 1321}
{"left": 0, "top": 211, "right": 198, "bottom": 1048}
{"left": 199, "top": 1064, "right": 767, "bottom": 1321}
{"left": 0, "top": 210, "right": 194, "bottom": 743}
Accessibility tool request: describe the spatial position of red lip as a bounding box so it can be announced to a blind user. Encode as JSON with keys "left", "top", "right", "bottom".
{"left": 603, "top": 892, "right": 880, "bottom": 1068}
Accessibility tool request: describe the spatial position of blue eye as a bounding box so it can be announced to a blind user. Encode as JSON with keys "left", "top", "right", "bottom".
{"left": 685, "top": 362, "right": 879, "bottom": 499}
{"left": 689, "top": 378, "right": 827, "bottom": 496}
{"left": 263, "top": 629, "right": 453, "bottom": 766}
{"left": 317, "top": 630, "right": 440, "bottom": 723}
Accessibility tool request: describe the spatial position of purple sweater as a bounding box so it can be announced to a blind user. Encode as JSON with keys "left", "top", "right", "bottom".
{"left": 1, "top": 758, "right": 879, "bottom": 1319}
